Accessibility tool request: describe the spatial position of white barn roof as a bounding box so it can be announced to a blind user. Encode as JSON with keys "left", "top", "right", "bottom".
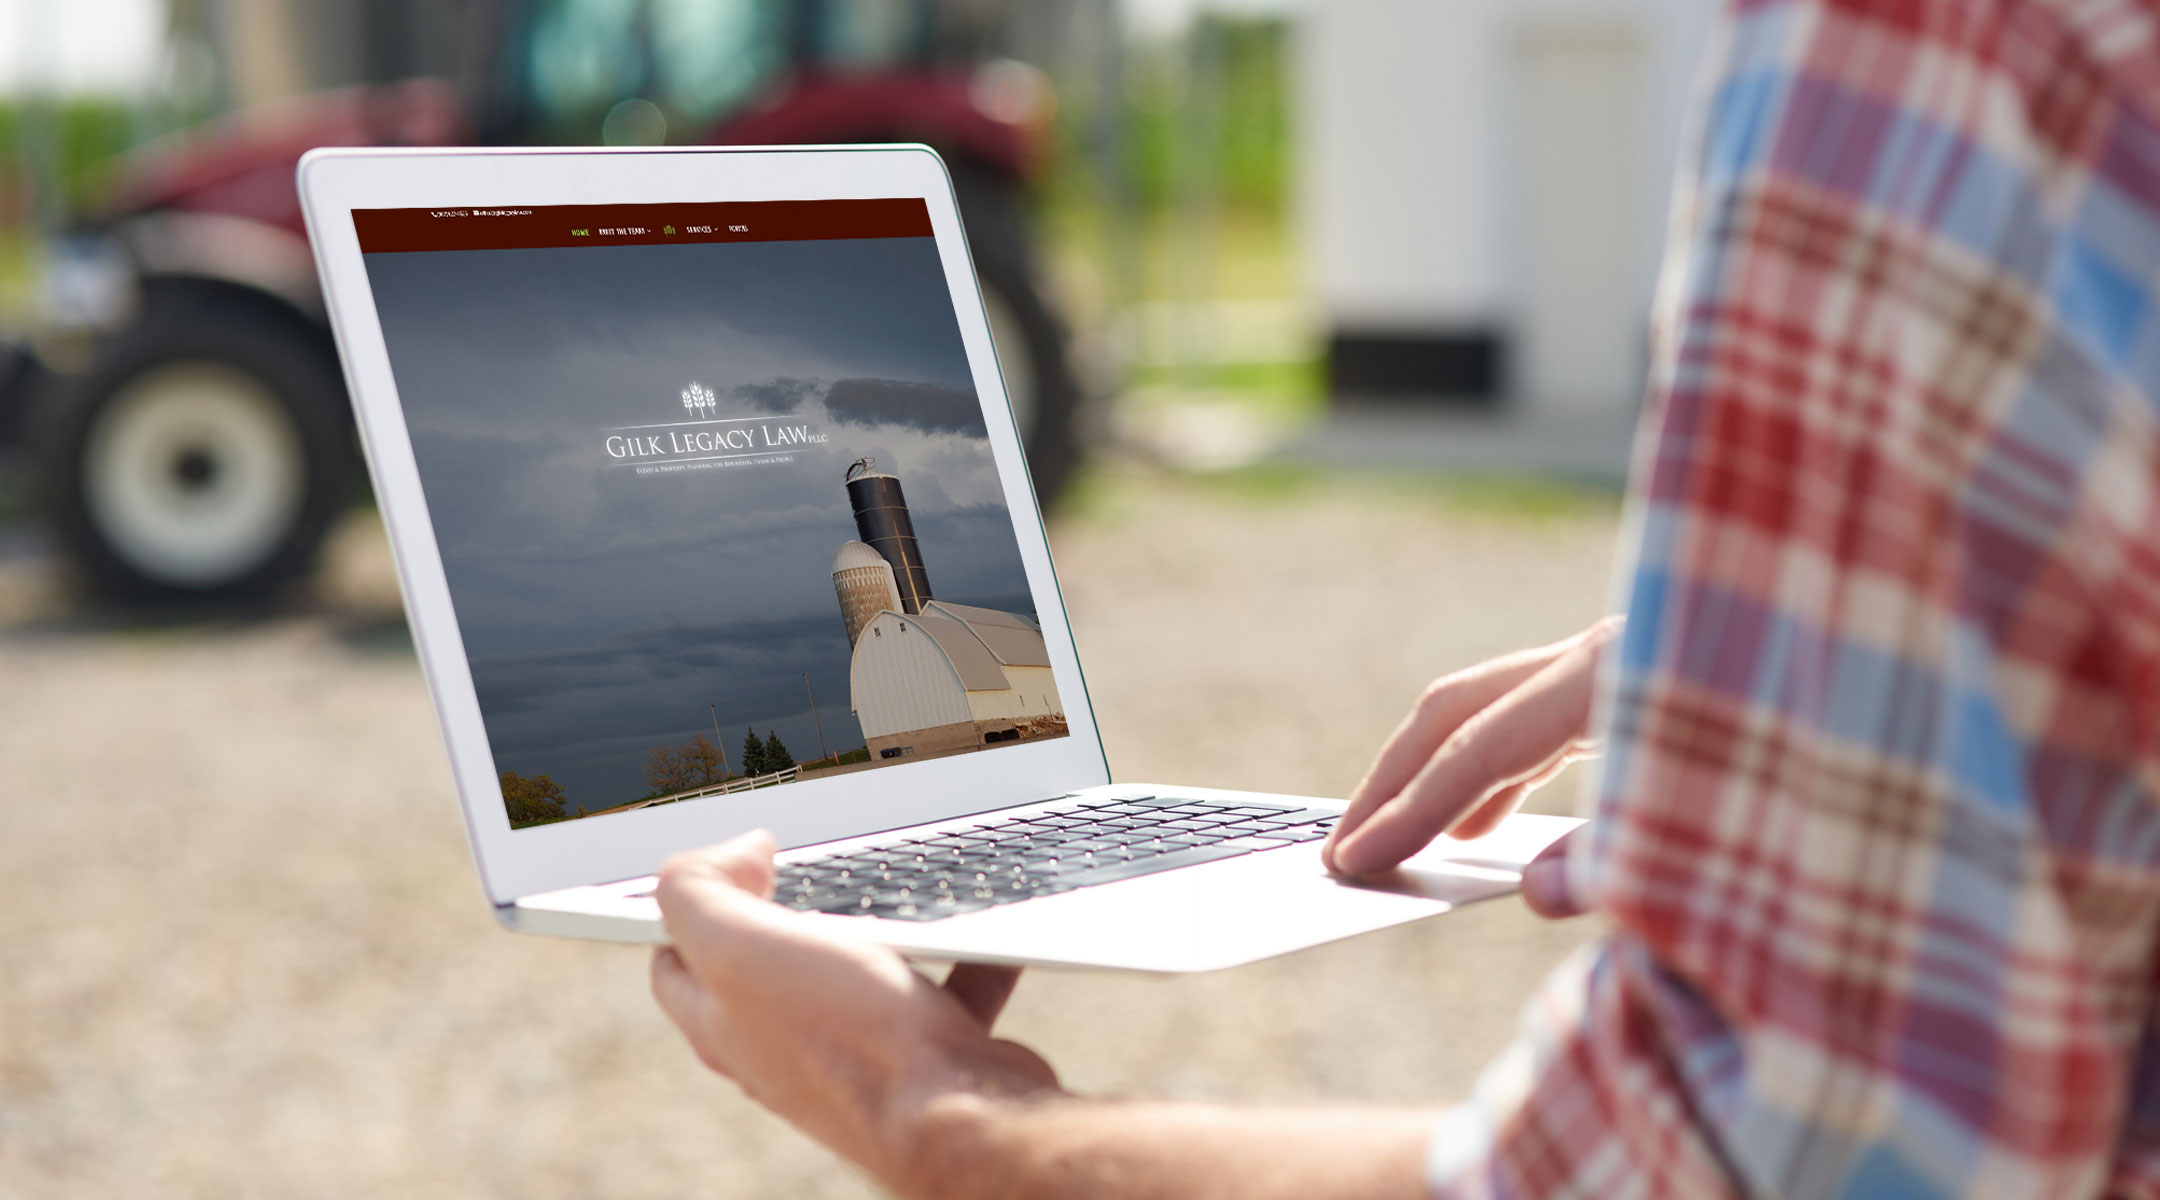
{"left": 907, "top": 612, "right": 1010, "bottom": 690}
{"left": 921, "top": 601, "right": 1050, "bottom": 668}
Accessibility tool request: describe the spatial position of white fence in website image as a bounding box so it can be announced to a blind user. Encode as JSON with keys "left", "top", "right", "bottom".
{"left": 620, "top": 766, "right": 801, "bottom": 811}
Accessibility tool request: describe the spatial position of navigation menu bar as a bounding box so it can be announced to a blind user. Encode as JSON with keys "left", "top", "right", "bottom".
{"left": 353, "top": 198, "right": 933, "bottom": 254}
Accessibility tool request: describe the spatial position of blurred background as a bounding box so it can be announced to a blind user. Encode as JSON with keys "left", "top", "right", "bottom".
{"left": 1, "top": 0, "right": 1713, "bottom": 1195}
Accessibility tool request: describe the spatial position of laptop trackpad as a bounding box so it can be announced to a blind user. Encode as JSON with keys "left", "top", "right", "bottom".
{"left": 1336, "top": 859, "right": 1522, "bottom": 903}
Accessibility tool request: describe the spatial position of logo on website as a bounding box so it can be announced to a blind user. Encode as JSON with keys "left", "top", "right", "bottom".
{"left": 603, "top": 380, "right": 830, "bottom": 471}
{"left": 681, "top": 381, "right": 717, "bottom": 418}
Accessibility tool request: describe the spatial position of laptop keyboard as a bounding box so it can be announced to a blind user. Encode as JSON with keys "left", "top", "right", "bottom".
{"left": 771, "top": 795, "right": 1338, "bottom": 922}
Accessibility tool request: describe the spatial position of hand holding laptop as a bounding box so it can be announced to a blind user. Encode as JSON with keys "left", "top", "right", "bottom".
{"left": 651, "top": 830, "right": 1054, "bottom": 1185}
{"left": 643, "top": 828, "right": 1049, "bottom": 1182}
{"left": 650, "top": 626, "right": 1612, "bottom": 1196}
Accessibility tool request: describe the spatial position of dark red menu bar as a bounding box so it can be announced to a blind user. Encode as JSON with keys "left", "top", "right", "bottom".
{"left": 353, "top": 198, "right": 933, "bottom": 254}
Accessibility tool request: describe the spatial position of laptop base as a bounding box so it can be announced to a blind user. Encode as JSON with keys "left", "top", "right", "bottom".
{"left": 508, "top": 786, "right": 1579, "bottom": 974}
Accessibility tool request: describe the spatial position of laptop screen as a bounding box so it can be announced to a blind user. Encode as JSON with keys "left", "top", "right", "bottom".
{"left": 354, "top": 200, "right": 1067, "bottom": 830}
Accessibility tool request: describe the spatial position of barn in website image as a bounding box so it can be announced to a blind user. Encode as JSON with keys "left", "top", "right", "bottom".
{"left": 832, "top": 457, "right": 1066, "bottom": 762}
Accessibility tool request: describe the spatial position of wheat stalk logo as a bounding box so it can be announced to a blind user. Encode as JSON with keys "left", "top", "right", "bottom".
{"left": 681, "top": 381, "right": 716, "bottom": 418}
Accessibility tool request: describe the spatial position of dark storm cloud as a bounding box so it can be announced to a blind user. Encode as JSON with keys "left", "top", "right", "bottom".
{"left": 824, "top": 378, "right": 989, "bottom": 437}
{"left": 473, "top": 614, "right": 838, "bottom": 716}
{"left": 477, "top": 617, "right": 820, "bottom": 712}
{"left": 734, "top": 376, "right": 819, "bottom": 413}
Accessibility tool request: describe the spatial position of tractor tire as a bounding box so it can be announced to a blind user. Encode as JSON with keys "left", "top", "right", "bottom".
{"left": 33, "top": 282, "right": 354, "bottom": 602}
{"left": 950, "top": 164, "right": 1086, "bottom": 508}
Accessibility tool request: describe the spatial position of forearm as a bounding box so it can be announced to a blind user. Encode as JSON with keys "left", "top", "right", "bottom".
{"left": 894, "top": 1091, "right": 1438, "bottom": 1200}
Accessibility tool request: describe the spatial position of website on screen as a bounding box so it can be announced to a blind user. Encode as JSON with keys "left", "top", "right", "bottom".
{"left": 356, "top": 200, "right": 1066, "bottom": 829}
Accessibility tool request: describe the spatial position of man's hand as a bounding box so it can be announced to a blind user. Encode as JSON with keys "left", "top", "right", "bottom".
{"left": 1323, "top": 618, "right": 1620, "bottom": 911}
{"left": 651, "top": 834, "right": 1441, "bottom": 1200}
{"left": 649, "top": 832, "right": 1058, "bottom": 1186}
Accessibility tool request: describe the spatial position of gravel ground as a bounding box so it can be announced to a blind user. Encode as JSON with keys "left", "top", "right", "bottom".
{"left": 0, "top": 467, "right": 1620, "bottom": 1199}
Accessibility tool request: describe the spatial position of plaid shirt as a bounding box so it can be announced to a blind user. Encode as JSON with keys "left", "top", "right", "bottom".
{"left": 1429, "top": 3, "right": 2160, "bottom": 1197}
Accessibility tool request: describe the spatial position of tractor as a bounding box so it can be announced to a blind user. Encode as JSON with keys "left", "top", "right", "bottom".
{"left": 0, "top": 0, "right": 1086, "bottom": 600}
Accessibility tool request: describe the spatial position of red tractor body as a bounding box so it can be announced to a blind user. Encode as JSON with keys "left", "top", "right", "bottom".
{"left": 12, "top": 52, "right": 1079, "bottom": 601}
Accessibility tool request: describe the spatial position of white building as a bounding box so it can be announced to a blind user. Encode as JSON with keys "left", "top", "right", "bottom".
{"left": 1299, "top": 0, "right": 1718, "bottom": 419}
{"left": 849, "top": 601, "right": 1065, "bottom": 762}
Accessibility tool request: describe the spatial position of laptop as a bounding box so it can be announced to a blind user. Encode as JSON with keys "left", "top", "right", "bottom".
{"left": 297, "top": 145, "right": 1576, "bottom": 973}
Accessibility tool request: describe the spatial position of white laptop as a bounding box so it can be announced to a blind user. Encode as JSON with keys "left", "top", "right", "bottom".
{"left": 297, "top": 145, "right": 1575, "bottom": 973}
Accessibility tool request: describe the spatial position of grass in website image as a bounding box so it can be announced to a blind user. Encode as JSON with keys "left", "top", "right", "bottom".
{"left": 358, "top": 234, "right": 1066, "bottom": 829}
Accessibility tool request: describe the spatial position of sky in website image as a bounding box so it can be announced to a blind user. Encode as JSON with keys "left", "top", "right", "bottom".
{"left": 361, "top": 232, "right": 1058, "bottom": 824}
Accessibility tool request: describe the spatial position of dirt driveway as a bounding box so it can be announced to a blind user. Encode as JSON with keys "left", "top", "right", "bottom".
{"left": 0, "top": 467, "right": 1620, "bottom": 1198}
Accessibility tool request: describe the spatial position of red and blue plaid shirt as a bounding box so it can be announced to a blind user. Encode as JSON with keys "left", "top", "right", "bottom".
{"left": 1430, "top": 3, "right": 2160, "bottom": 1196}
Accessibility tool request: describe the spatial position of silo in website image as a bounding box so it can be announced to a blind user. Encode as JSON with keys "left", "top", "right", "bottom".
{"left": 832, "top": 540, "right": 904, "bottom": 647}
{"left": 845, "top": 458, "right": 932, "bottom": 614}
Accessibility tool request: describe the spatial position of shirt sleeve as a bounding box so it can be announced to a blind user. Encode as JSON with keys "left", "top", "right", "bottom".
{"left": 1428, "top": 3, "right": 2160, "bottom": 1196}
